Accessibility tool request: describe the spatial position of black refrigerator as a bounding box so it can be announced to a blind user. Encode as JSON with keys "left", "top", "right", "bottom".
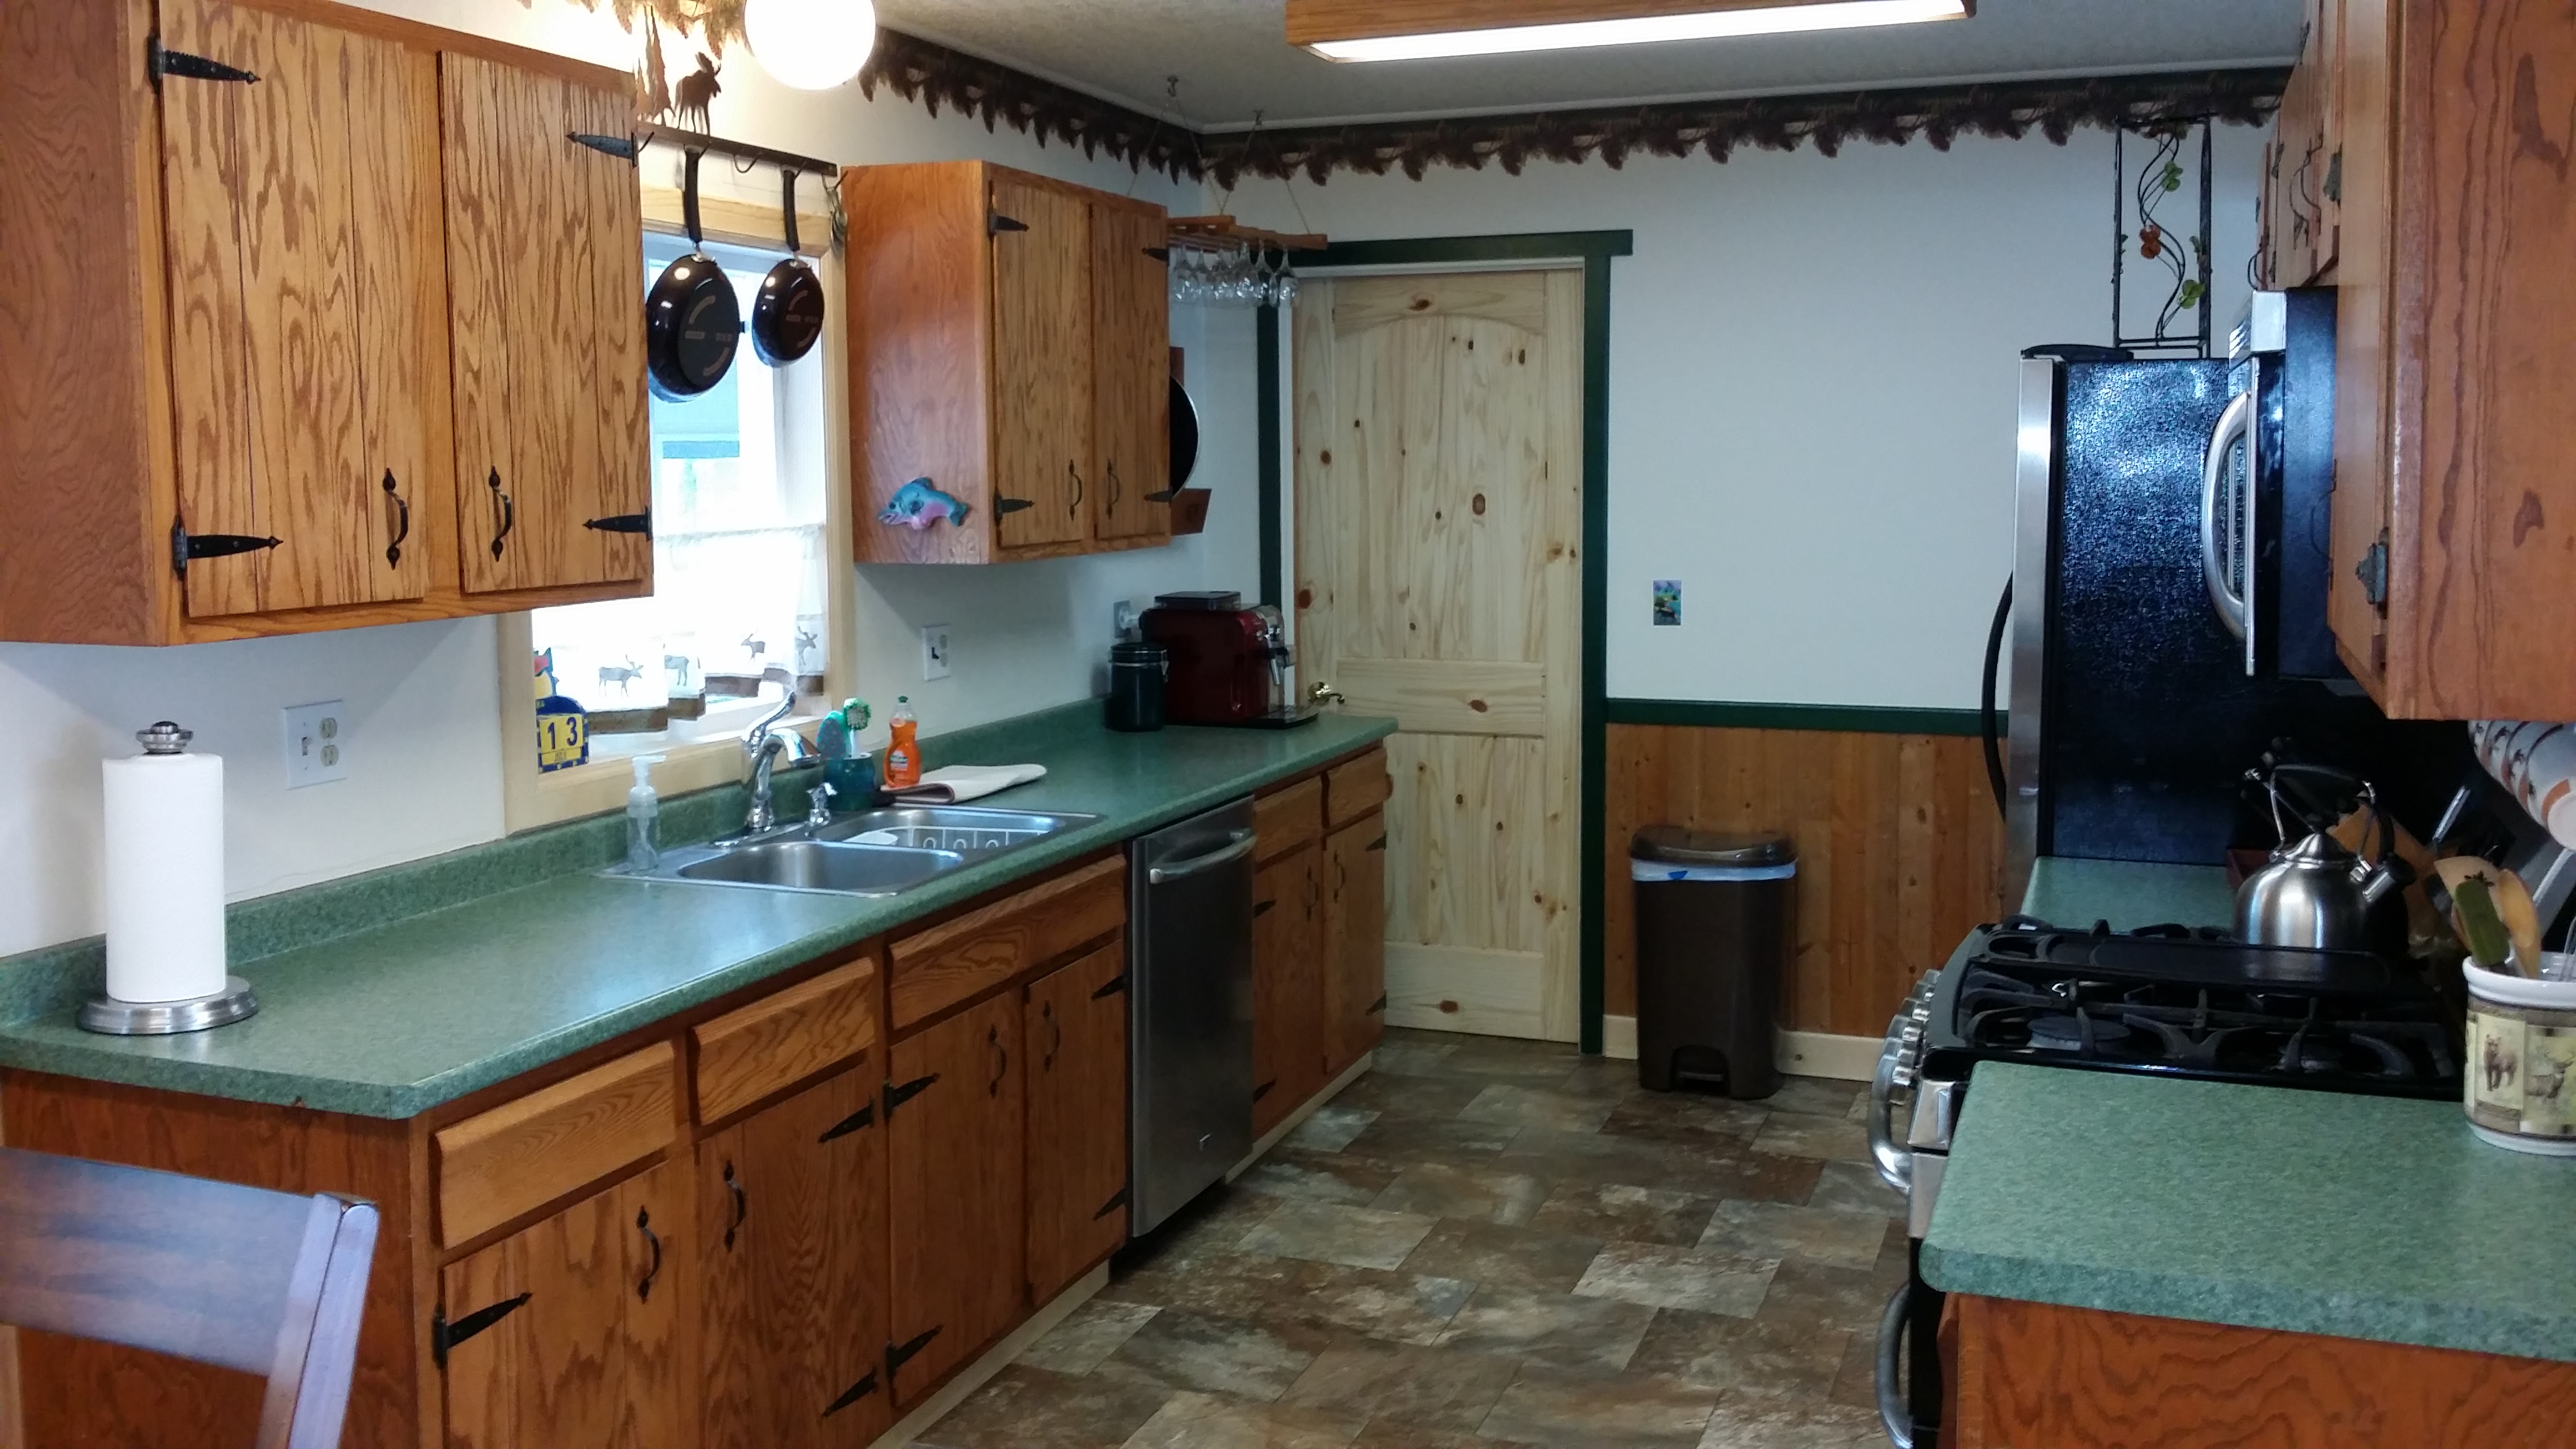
{"left": 1991, "top": 292, "right": 2464, "bottom": 899}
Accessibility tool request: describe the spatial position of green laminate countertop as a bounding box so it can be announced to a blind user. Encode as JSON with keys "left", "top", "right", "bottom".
{"left": 1922, "top": 1063, "right": 2576, "bottom": 1363}
{"left": 0, "top": 708, "right": 1394, "bottom": 1118}
{"left": 2021, "top": 856, "right": 2238, "bottom": 932}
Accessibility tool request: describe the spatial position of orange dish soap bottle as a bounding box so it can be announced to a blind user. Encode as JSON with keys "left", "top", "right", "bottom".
{"left": 884, "top": 696, "right": 922, "bottom": 789}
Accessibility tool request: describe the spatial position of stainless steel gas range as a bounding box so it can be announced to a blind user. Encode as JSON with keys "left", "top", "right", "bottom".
{"left": 1864, "top": 915, "right": 2462, "bottom": 1449}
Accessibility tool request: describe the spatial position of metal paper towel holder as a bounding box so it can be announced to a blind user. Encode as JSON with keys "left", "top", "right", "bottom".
{"left": 79, "top": 722, "right": 258, "bottom": 1037}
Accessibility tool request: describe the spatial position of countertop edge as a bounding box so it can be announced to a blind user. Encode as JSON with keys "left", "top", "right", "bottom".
{"left": 0, "top": 717, "right": 1397, "bottom": 1120}
{"left": 1919, "top": 1242, "right": 2576, "bottom": 1365}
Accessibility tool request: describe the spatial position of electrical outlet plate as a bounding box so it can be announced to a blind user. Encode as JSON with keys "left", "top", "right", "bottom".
{"left": 283, "top": 700, "right": 348, "bottom": 788}
{"left": 920, "top": 625, "right": 953, "bottom": 681}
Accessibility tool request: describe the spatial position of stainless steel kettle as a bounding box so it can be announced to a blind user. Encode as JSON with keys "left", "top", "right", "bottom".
{"left": 2234, "top": 778, "right": 2414, "bottom": 950}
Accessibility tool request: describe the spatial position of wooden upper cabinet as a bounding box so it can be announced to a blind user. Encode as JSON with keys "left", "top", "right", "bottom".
{"left": 1091, "top": 200, "right": 1173, "bottom": 542}
{"left": 1023, "top": 940, "right": 1130, "bottom": 1304}
{"left": 2330, "top": 0, "right": 2576, "bottom": 718}
{"left": 440, "top": 1156, "right": 696, "bottom": 1449}
{"left": 157, "top": 0, "right": 437, "bottom": 618}
{"left": 0, "top": 0, "right": 651, "bottom": 644}
{"left": 990, "top": 176, "right": 1093, "bottom": 549}
{"left": 441, "top": 54, "right": 651, "bottom": 595}
{"left": 844, "top": 160, "right": 1171, "bottom": 564}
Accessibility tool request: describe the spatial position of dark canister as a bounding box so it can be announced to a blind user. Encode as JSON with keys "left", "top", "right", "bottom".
{"left": 1106, "top": 640, "right": 1169, "bottom": 732}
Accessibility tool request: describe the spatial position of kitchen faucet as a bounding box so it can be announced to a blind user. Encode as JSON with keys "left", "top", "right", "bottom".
{"left": 731, "top": 692, "right": 817, "bottom": 839}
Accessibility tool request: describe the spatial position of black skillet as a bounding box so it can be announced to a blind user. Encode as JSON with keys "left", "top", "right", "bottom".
{"left": 645, "top": 148, "right": 741, "bottom": 401}
{"left": 751, "top": 169, "right": 826, "bottom": 366}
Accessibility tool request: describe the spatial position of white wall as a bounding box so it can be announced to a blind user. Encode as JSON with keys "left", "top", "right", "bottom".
{"left": 1231, "top": 124, "right": 2265, "bottom": 710}
{"left": 0, "top": 4, "right": 1256, "bottom": 958}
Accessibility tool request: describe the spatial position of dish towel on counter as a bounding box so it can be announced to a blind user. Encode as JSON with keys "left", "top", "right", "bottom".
{"left": 890, "top": 763, "right": 1046, "bottom": 804}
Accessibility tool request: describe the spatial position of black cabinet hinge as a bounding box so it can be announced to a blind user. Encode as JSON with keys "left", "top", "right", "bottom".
{"left": 1090, "top": 974, "right": 1128, "bottom": 1000}
{"left": 821, "top": 1369, "right": 879, "bottom": 1417}
{"left": 1253, "top": 899, "right": 1276, "bottom": 917}
{"left": 1367, "top": 993, "right": 1388, "bottom": 1015}
{"left": 568, "top": 130, "right": 638, "bottom": 161}
{"left": 817, "top": 1102, "right": 876, "bottom": 1143}
{"left": 1365, "top": 835, "right": 1388, "bottom": 852}
{"left": 147, "top": 35, "right": 258, "bottom": 85}
{"left": 995, "top": 497, "right": 1035, "bottom": 515}
{"left": 886, "top": 1326, "right": 942, "bottom": 1376}
{"left": 1142, "top": 488, "right": 1179, "bottom": 504}
{"left": 1144, "top": 246, "right": 1171, "bottom": 263}
{"left": 884, "top": 1073, "right": 937, "bottom": 1117}
{"left": 171, "top": 517, "right": 280, "bottom": 578}
{"left": 583, "top": 511, "right": 652, "bottom": 537}
{"left": 988, "top": 212, "right": 1029, "bottom": 235}
{"left": 431, "top": 1293, "right": 530, "bottom": 1369}
{"left": 1252, "top": 1078, "right": 1275, "bottom": 1103}
{"left": 2356, "top": 532, "right": 2389, "bottom": 610}
{"left": 1093, "top": 1185, "right": 1129, "bottom": 1220}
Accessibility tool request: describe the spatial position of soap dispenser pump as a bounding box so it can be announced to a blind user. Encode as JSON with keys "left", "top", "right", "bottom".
{"left": 627, "top": 754, "right": 665, "bottom": 871}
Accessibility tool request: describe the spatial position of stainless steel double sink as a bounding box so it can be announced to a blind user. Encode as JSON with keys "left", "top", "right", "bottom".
{"left": 613, "top": 804, "right": 1100, "bottom": 898}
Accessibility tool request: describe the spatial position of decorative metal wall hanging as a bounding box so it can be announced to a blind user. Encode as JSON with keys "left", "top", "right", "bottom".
{"left": 2112, "top": 120, "right": 2216, "bottom": 358}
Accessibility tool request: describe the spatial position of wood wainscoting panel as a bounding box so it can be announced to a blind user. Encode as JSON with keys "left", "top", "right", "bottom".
{"left": 1603, "top": 723, "right": 2003, "bottom": 1037}
{"left": 1948, "top": 1294, "right": 2576, "bottom": 1449}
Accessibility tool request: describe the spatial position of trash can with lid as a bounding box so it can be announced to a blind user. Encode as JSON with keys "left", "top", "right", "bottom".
{"left": 1631, "top": 826, "right": 1796, "bottom": 1098}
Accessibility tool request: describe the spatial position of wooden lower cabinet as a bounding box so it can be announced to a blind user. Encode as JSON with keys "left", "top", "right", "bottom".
{"left": 696, "top": 1066, "right": 889, "bottom": 1449}
{"left": 1322, "top": 810, "right": 1388, "bottom": 1079}
{"left": 1946, "top": 1293, "right": 2576, "bottom": 1449}
{"left": 438, "top": 1158, "right": 695, "bottom": 1449}
{"left": 1024, "top": 940, "right": 1131, "bottom": 1302}
{"left": 886, "top": 991, "right": 1027, "bottom": 1404}
{"left": 1253, "top": 843, "right": 1325, "bottom": 1136}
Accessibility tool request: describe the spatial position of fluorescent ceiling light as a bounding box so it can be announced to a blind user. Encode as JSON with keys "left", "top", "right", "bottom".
{"left": 1304, "top": 1, "right": 1971, "bottom": 62}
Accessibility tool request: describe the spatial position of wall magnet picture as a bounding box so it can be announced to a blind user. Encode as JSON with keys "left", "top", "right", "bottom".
{"left": 1652, "top": 580, "right": 1682, "bottom": 627}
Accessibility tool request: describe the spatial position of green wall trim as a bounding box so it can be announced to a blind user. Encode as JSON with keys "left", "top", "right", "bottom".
{"left": 1256, "top": 301, "right": 1283, "bottom": 607}
{"left": 1292, "top": 231, "right": 1636, "bottom": 269}
{"left": 1257, "top": 231, "right": 1622, "bottom": 1055}
{"left": 1606, "top": 699, "right": 1999, "bottom": 737}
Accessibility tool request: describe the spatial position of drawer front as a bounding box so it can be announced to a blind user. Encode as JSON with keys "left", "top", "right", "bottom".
{"left": 890, "top": 855, "right": 1126, "bottom": 1031}
{"left": 1324, "top": 746, "right": 1391, "bottom": 827}
{"left": 436, "top": 1042, "right": 678, "bottom": 1247}
{"left": 693, "top": 957, "right": 880, "bottom": 1125}
{"left": 1253, "top": 777, "right": 1324, "bottom": 864}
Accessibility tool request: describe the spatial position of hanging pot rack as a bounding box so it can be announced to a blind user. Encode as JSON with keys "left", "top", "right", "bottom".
{"left": 630, "top": 123, "right": 844, "bottom": 180}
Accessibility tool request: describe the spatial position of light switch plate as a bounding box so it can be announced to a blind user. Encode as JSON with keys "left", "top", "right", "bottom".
{"left": 283, "top": 701, "right": 348, "bottom": 788}
{"left": 920, "top": 625, "right": 953, "bottom": 681}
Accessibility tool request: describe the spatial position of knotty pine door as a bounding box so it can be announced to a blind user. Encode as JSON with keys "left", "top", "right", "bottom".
{"left": 439, "top": 1158, "right": 695, "bottom": 1449}
{"left": 1023, "top": 940, "right": 1130, "bottom": 1303}
{"left": 885, "top": 992, "right": 1025, "bottom": 1403}
{"left": 1294, "top": 270, "right": 1586, "bottom": 1043}
{"left": 988, "top": 175, "right": 1092, "bottom": 550}
{"left": 440, "top": 54, "right": 650, "bottom": 594}
{"left": 157, "top": 0, "right": 439, "bottom": 618}
{"left": 697, "top": 1066, "right": 889, "bottom": 1449}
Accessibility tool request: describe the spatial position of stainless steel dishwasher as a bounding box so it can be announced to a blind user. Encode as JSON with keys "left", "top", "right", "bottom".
{"left": 1127, "top": 797, "right": 1257, "bottom": 1234}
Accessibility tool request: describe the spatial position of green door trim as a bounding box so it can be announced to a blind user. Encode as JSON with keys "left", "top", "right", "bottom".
{"left": 1263, "top": 230, "right": 1634, "bottom": 1055}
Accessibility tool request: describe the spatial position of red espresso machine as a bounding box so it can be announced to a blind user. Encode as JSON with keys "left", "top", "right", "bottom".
{"left": 1138, "top": 592, "right": 1319, "bottom": 728}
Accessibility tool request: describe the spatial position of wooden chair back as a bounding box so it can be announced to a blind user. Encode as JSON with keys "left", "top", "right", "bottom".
{"left": 0, "top": 1144, "right": 379, "bottom": 1449}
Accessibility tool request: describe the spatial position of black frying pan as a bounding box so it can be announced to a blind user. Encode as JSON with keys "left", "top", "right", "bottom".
{"left": 1164, "top": 377, "right": 1199, "bottom": 492}
{"left": 646, "top": 148, "right": 741, "bottom": 401}
{"left": 751, "top": 169, "right": 826, "bottom": 367}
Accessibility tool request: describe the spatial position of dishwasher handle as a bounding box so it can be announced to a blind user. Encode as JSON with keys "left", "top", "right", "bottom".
{"left": 1146, "top": 829, "right": 1257, "bottom": 885}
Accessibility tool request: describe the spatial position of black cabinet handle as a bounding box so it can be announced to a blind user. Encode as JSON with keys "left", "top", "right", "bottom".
{"left": 429, "top": 1293, "right": 530, "bottom": 1368}
{"left": 722, "top": 1161, "right": 747, "bottom": 1251}
{"left": 635, "top": 1208, "right": 662, "bottom": 1302}
{"left": 1105, "top": 458, "right": 1121, "bottom": 515}
{"left": 822, "top": 1370, "right": 879, "bottom": 1417}
{"left": 487, "top": 468, "right": 514, "bottom": 561}
{"left": 382, "top": 469, "right": 409, "bottom": 567}
{"left": 1067, "top": 461, "right": 1084, "bottom": 515}
{"left": 1042, "top": 1001, "right": 1061, "bottom": 1070}
{"left": 987, "top": 1025, "right": 1008, "bottom": 1095}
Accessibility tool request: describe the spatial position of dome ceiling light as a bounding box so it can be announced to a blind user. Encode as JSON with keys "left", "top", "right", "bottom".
{"left": 746, "top": 0, "right": 878, "bottom": 90}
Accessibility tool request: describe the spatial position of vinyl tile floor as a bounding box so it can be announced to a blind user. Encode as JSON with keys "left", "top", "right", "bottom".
{"left": 910, "top": 1028, "right": 1907, "bottom": 1449}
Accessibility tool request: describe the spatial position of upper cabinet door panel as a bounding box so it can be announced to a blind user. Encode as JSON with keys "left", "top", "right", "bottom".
{"left": 1091, "top": 202, "right": 1169, "bottom": 542}
{"left": 159, "top": 0, "right": 436, "bottom": 618}
{"left": 988, "top": 176, "right": 1091, "bottom": 549}
{"left": 442, "top": 56, "right": 650, "bottom": 595}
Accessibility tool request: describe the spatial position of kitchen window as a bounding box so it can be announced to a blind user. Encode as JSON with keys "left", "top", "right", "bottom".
{"left": 501, "top": 212, "right": 851, "bottom": 830}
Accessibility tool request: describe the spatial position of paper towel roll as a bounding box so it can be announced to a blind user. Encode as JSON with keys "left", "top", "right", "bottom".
{"left": 102, "top": 748, "right": 226, "bottom": 1003}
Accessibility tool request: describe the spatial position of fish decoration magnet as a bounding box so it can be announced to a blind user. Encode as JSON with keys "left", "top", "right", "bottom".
{"left": 880, "top": 478, "right": 972, "bottom": 531}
